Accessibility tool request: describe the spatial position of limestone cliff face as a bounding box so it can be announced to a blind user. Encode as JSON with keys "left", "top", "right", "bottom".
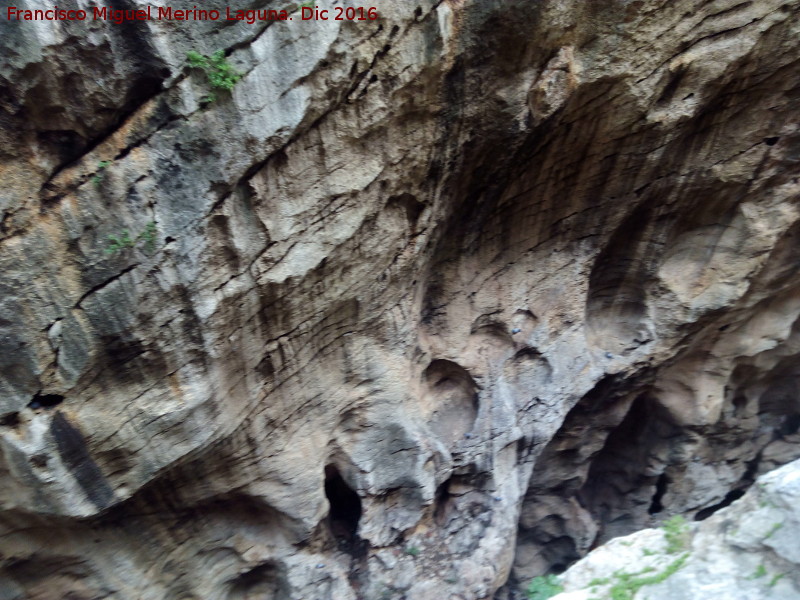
{"left": 0, "top": 1, "right": 799, "bottom": 599}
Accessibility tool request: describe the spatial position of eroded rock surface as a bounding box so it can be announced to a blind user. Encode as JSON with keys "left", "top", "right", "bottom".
{"left": 1, "top": 0, "right": 799, "bottom": 599}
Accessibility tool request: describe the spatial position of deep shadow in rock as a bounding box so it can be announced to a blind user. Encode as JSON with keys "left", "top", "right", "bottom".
{"left": 578, "top": 393, "right": 683, "bottom": 542}
{"left": 324, "top": 464, "right": 364, "bottom": 555}
{"left": 694, "top": 489, "right": 745, "bottom": 521}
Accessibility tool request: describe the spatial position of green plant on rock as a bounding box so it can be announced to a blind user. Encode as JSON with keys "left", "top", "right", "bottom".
{"left": 105, "top": 229, "right": 135, "bottom": 254}
{"left": 92, "top": 160, "right": 112, "bottom": 187}
{"left": 748, "top": 564, "right": 767, "bottom": 579}
{"left": 606, "top": 553, "right": 689, "bottom": 600}
{"left": 404, "top": 545, "right": 420, "bottom": 557}
{"left": 137, "top": 220, "right": 157, "bottom": 253}
{"left": 187, "top": 49, "right": 242, "bottom": 103}
{"left": 769, "top": 573, "right": 785, "bottom": 587}
{"left": 662, "top": 515, "right": 690, "bottom": 553}
{"left": 527, "top": 574, "right": 563, "bottom": 600}
{"left": 105, "top": 221, "right": 157, "bottom": 255}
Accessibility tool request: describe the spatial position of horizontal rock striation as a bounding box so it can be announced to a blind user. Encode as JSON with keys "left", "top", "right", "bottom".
{"left": 1, "top": 0, "right": 799, "bottom": 599}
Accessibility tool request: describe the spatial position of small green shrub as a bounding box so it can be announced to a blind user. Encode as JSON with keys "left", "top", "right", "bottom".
{"left": 769, "top": 573, "right": 785, "bottom": 587}
{"left": 527, "top": 574, "right": 563, "bottom": 600}
{"left": 105, "top": 221, "right": 157, "bottom": 255}
{"left": 404, "top": 545, "right": 420, "bottom": 557}
{"left": 588, "top": 577, "right": 610, "bottom": 586}
{"left": 187, "top": 49, "right": 242, "bottom": 103}
{"left": 662, "top": 515, "right": 690, "bottom": 553}
{"left": 606, "top": 553, "right": 688, "bottom": 600}
{"left": 748, "top": 564, "right": 767, "bottom": 579}
{"left": 92, "top": 160, "right": 112, "bottom": 187}
{"left": 138, "top": 221, "right": 157, "bottom": 253}
{"left": 105, "top": 229, "right": 135, "bottom": 254}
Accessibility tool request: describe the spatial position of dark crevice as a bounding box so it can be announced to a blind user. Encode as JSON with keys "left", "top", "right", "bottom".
{"left": 694, "top": 489, "right": 745, "bottom": 521}
{"left": 779, "top": 413, "right": 800, "bottom": 436}
{"left": 434, "top": 476, "right": 453, "bottom": 526}
{"left": 324, "top": 465, "right": 362, "bottom": 552}
{"left": 0, "top": 412, "right": 20, "bottom": 427}
{"left": 74, "top": 263, "right": 139, "bottom": 309}
{"left": 578, "top": 392, "right": 682, "bottom": 542}
{"left": 39, "top": 36, "right": 169, "bottom": 196}
{"left": 648, "top": 472, "right": 669, "bottom": 514}
{"left": 28, "top": 392, "right": 65, "bottom": 410}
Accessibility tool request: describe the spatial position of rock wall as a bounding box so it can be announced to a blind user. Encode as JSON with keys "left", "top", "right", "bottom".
{"left": 1, "top": 1, "right": 799, "bottom": 599}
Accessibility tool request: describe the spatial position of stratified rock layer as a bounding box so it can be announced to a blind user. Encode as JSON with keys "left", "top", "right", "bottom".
{"left": 1, "top": 1, "right": 799, "bottom": 599}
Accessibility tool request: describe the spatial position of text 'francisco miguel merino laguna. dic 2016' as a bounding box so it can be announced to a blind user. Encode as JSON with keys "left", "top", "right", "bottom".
{"left": 6, "top": 5, "right": 381, "bottom": 24}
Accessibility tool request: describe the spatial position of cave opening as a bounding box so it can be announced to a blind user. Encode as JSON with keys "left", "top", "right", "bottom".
{"left": 434, "top": 477, "right": 452, "bottom": 525}
{"left": 779, "top": 413, "right": 800, "bottom": 437}
{"left": 694, "top": 489, "right": 745, "bottom": 521}
{"left": 732, "top": 395, "right": 748, "bottom": 417}
{"left": 577, "top": 392, "right": 682, "bottom": 542}
{"left": 648, "top": 472, "right": 670, "bottom": 514}
{"left": 0, "top": 412, "right": 20, "bottom": 427}
{"left": 28, "top": 393, "right": 65, "bottom": 410}
{"left": 324, "top": 465, "right": 362, "bottom": 543}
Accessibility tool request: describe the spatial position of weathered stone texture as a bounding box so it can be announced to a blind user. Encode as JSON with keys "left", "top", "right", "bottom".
{"left": 1, "top": 0, "right": 799, "bottom": 598}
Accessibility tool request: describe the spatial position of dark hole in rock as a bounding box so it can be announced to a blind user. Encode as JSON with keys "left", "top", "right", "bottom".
{"left": 764, "top": 136, "right": 780, "bottom": 146}
{"left": 31, "top": 454, "right": 48, "bottom": 468}
{"left": 648, "top": 472, "right": 670, "bottom": 514}
{"left": 732, "top": 395, "right": 748, "bottom": 416}
{"left": 434, "top": 477, "right": 453, "bottom": 525}
{"left": 0, "top": 412, "right": 20, "bottom": 427}
{"left": 694, "top": 489, "right": 745, "bottom": 521}
{"left": 779, "top": 413, "right": 800, "bottom": 437}
{"left": 102, "top": 335, "right": 146, "bottom": 367}
{"left": 387, "top": 193, "right": 425, "bottom": 228}
{"left": 256, "top": 353, "right": 275, "bottom": 379}
{"left": 324, "top": 465, "right": 362, "bottom": 542}
{"left": 577, "top": 392, "right": 680, "bottom": 542}
{"left": 36, "top": 130, "right": 86, "bottom": 166}
{"left": 28, "top": 393, "right": 65, "bottom": 410}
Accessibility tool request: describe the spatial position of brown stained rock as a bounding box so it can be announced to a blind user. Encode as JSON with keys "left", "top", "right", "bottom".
{"left": 0, "top": 0, "right": 799, "bottom": 598}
